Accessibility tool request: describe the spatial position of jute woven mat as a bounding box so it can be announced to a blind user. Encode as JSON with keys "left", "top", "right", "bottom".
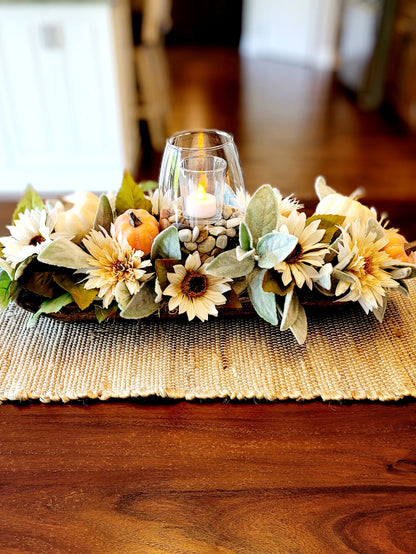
{"left": 1, "top": 281, "right": 416, "bottom": 403}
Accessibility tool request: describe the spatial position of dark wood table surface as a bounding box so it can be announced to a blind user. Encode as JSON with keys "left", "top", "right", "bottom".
{"left": 2, "top": 46, "right": 416, "bottom": 553}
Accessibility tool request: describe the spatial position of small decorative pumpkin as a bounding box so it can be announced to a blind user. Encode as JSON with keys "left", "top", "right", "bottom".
{"left": 315, "top": 193, "right": 375, "bottom": 224}
{"left": 54, "top": 191, "right": 100, "bottom": 243}
{"left": 114, "top": 209, "right": 159, "bottom": 255}
{"left": 382, "top": 230, "right": 415, "bottom": 264}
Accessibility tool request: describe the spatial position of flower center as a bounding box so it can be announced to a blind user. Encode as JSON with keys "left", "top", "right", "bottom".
{"left": 181, "top": 271, "right": 208, "bottom": 298}
{"left": 285, "top": 242, "right": 303, "bottom": 264}
{"left": 113, "top": 259, "right": 131, "bottom": 279}
{"left": 29, "top": 234, "right": 45, "bottom": 247}
{"left": 363, "top": 257, "right": 373, "bottom": 275}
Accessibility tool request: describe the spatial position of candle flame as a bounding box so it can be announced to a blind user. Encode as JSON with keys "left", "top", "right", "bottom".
{"left": 196, "top": 182, "right": 207, "bottom": 201}
{"left": 198, "top": 132, "right": 204, "bottom": 149}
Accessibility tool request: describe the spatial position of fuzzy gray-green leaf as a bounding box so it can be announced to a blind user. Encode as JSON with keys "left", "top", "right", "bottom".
{"left": 280, "top": 289, "right": 300, "bottom": 331}
{"left": 246, "top": 267, "right": 278, "bottom": 325}
{"left": 120, "top": 282, "right": 159, "bottom": 319}
{"left": 257, "top": 232, "right": 298, "bottom": 269}
{"left": 245, "top": 185, "right": 279, "bottom": 245}
{"left": 93, "top": 194, "right": 113, "bottom": 233}
{"left": 151, "top": 226, "right": 181, "bottom": 261}
{"left": 206, "top": 249, "right": 255, "bottom": 279}
{"left": 38, "top": 238, "right": 91, "bottom": 269}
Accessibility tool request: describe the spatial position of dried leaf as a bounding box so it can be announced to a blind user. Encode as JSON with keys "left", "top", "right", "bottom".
{"left": 53, "top": 273, "right": 97, "bottom": 310}
{"left": 93, "top": 194, "right": 113, "bottom": 233}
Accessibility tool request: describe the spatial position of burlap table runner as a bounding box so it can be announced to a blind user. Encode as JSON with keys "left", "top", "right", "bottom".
{"left": 1, "top": 280, "right": 416, "bottom": 403}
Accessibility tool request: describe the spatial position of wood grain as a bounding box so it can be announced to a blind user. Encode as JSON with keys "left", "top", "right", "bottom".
{"left": 1, "top": 402, "right": 416, "bottom": 553}
{"left": 2, "top": 45, "right": 416, "bottom": 553}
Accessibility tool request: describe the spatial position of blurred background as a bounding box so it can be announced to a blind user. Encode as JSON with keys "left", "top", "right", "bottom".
{"left": 1, "top": 0, "right": 416, "bottom": 235}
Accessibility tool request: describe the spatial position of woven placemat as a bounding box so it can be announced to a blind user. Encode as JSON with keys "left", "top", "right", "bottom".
{"left": 1, "top": 281, "right": 416, "bottom": 403}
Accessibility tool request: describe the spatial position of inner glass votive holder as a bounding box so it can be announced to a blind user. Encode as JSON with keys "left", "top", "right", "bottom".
{"left": 179, "top": 155, "right": 227, "bottom": 224}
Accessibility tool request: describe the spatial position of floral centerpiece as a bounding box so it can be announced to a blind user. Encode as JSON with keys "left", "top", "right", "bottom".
{"left": 1, "top": 172, "right": 415, "bottom": 344}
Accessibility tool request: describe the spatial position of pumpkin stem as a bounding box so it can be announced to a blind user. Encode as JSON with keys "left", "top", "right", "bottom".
{"left": 405, "top": 240, "right": 416, "bottom": 254}
{"left": 129, "top": 212, "right": 143, "bottom": 228}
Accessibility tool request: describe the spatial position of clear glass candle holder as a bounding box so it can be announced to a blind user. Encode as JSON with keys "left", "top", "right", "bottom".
{"left": 179, "top": 155, "right": 226, "bottom": 224}
{"left": 158, "top": 129, "right": 246, "bottom": 261}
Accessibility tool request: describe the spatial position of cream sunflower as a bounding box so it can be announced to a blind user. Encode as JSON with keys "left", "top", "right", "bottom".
{"left": 164, "top": 251, "right": 231, "bottom": 321}
{"left": 1, "top": 208, "right": 59, "bottom": 267}
{"left": 273, "top": 188, "right": 303, "bottom": 218}
{"left": 274, "top": 211, "right": 330, "bottom": 289}
{"left": 82, "top": 226, "right": 153, "bottom": 308}
{"left": 334, "top": 220, "right": 399, "bottom": 313}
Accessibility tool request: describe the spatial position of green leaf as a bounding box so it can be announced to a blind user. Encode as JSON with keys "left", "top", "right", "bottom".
{"left": 38, "top": 238, "right": 91, "bottom": 270}
{"left": 93, "top": 194, "right": 113, "bottom": 233}
{"left": 53, "top": 273, "right": 97, "bottom": 310}
{"left": 257, "top": 232, "right": 298, "bottom": 269}
{"left": 314, "top": 175, "right": 336, "bottom": 200}
{"left": 116, "top": 171, "right": 152, "bottom": 215}
{"left": 120, "top": 282, "right": 159, "bottom": 319}
{"left": 151, "top": 226, "right": 181, "bottom": 261}
{"left": 239, "top": 221, "right": 253, "bottom": 251}
{"left": 14, "top": 255, "right": 36, "bottom": 281}
{"left": 30, "top": 292, "right": 73, "bottom": 326}
{"left": 12, "top": 185, "right": 44, "bottom": 223}
{"left": 95, "top": 303, "right": 118, "bottom": 323}
{"left": 139, "top": 180, "right": 158, "bottom": 192}
{"left": 206, "top": 249, "right": 255, "bottom": 279}
{"left": 246, "top": 267, "right": 278, "bottom": 325}
{"left": 306, "top": 214, "right": 345, "bottom": 243}
{"left": 396, "top": 280, "right": 410, "bottom": 297}
{"left": 245, "top": 184, "right": 279, "bottom": 245}
{"left": 0, "top": 269, "right": 12, "bottom": 310}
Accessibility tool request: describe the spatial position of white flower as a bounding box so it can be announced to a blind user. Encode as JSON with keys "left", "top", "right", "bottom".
{"left": 274, "top": 211, "right": 330, "bottom": 289}
{"left": 164, "top": 252, "right": 231, "bottom": 321}
{"left": 334, "top": 220, "right": 399, "bottom": 313}
{"left": 1, "top": 208, "right": 59, "bottom": 267}
{"left": 82, "top": 225, "right": 153, "bottom": 308}
{"left": 273, "top": 188, "right": 303, "bottom": 218}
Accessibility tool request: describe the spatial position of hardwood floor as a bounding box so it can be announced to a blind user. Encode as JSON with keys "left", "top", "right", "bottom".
{"left": 1, "top": 46, "right": 416, "bottom": 553}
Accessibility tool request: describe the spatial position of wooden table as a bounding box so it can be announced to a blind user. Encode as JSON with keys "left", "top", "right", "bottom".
{"left": 1, "top": 399, "right": 415, "bottom": 552}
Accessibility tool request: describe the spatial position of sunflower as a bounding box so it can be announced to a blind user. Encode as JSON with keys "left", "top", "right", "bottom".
{"left": 164, "top": 252, "right": 231, "bottom": 321}
{"left": 273, "top": 211, "right": 329, "bottom": 289}
{"left": 334, "top": 220, "right": 399, "bottom": 313}
{"left": 273, "top": 188, "right": 303, "bottom": 218}
{"left": 1, "top": 208, "right": 59, "bottom": 267}
{"left": 82, "top": 226, "right": 153, "bottom": 308}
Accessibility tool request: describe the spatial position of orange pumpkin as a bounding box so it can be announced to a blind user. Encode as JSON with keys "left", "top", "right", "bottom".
{"left": 382, "top": 230, "right": 415, "bottom": 264}
{"left": 114, "top": 209, "right": 159, "bottom": 255}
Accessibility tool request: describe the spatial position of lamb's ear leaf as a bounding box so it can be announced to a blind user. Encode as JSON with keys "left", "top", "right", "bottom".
{"left": 120, "top": 282, "right": 159, "bottom": 319}
{"left": 239, "top": 221, "right": 253, "bottom": 251}
{"left": 93, "top": 194, "right": 113, "bottom": 233}
{"left": 245, "top": 185, "right": 279, "bottom": 245}
{"left": 38, "top": 238, "right": 91, "bottom": 270}
{"left": 151, "top": 226, "right": 181, "bottom": 261}
{"left": 257, "top": 232, "right": 298, "bottom": 269}
{"left": 246, "top": 267, "right": 278, "bottom": 325}
{"left": 206, "top": 249, "right": 255, "bottom": 279}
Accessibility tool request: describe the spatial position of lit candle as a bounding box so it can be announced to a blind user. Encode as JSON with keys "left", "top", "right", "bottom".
{"left": 185, "top": 181, "right": 217, "bottom": 219}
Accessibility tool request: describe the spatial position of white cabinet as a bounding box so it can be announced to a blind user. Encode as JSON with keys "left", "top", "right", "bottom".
{"left": 0, "top": 0, "right": 140, "bottom": 197}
